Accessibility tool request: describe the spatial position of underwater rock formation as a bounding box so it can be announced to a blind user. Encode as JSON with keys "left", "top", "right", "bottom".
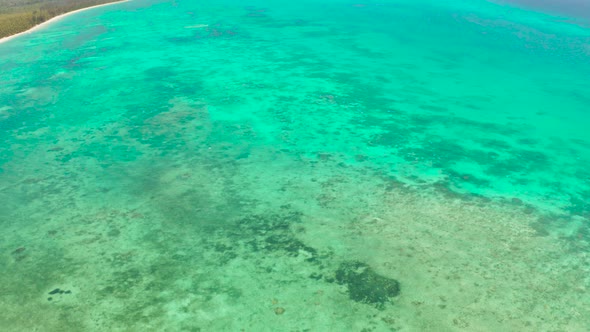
{"left": 335, "top": 261, "right": 400, "bottom": 309}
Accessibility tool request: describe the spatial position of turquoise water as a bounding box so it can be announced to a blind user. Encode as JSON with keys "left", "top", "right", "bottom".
{"left": 1, "top": 0, "right": 589, "bottom": 330}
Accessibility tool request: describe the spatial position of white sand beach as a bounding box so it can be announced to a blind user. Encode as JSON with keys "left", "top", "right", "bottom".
{"left": 0, "top": 0, "right": 128, "bottom": 45}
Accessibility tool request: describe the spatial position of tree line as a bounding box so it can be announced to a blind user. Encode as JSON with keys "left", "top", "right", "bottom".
{"left": 0, "top": 0, "right": 122, "bottom": 38}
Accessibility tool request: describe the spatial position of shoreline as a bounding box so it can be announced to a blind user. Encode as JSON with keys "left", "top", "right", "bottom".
{"left": 0, "top": 0, "right": 128, "bottom": 45}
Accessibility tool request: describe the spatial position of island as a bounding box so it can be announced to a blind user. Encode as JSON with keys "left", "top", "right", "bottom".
{"left": 0, "top": 0, "right": 124, "bottom": 39}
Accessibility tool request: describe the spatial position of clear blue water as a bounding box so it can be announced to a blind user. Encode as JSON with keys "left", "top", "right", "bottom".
{"left": 1, "top": 0, "right": 589, "bottom": 330}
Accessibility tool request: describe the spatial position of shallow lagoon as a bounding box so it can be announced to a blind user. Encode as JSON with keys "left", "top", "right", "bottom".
{"left": 1, "top": 0, "right": 589, "bottom": 330}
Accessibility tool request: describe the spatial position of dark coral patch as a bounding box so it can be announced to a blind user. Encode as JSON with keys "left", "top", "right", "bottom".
{"left": 335, "top": 261, "right": 400, "bottom": 309}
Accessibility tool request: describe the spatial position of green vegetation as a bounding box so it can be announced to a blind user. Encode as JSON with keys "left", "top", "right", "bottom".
{"left": 0, "top": 0, "right": 122, "bottom": 38}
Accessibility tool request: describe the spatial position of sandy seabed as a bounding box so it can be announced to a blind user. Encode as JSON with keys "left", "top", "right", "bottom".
{"left": 1, "top": 0, "right": 589, "bottom": 330}
{"left": 1, "top": 99, "right": 588, "bottom": 331}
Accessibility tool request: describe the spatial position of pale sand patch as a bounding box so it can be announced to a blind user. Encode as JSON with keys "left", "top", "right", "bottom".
{"left": 0, "top": 106, "right": 10, "bottom": 119}
{"left": 185, "top": 24, "right": 209, "bottom": 29}
{"left": 0, "top": 0, "right": 129, "bottom": 45}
